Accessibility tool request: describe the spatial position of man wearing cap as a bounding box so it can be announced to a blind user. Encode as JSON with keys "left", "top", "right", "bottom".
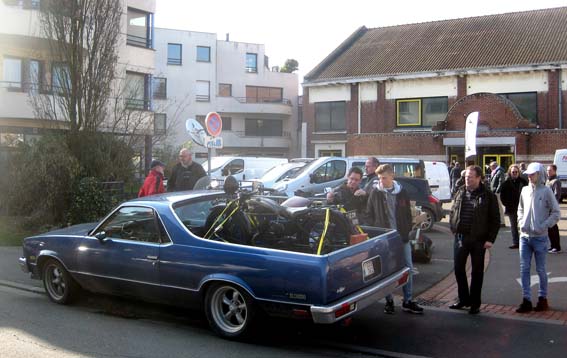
{"left": 516, "top": 162, "right": 561, "bottom": 313}
{"left": 138, "top": 160, "right": 166, "bottom": 197}
{"left": 168, "top": 148, "right": 207, "bottom": 192}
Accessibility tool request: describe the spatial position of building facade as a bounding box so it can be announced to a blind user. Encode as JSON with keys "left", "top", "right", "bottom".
{"left": 302, "top": 7, "right": 567, "bottom": 171}
{"left": 0, "top": 0, "right": 157, "bottom": 172}
{"left": 154, "top": 28, "right": 299, "bottom": 159}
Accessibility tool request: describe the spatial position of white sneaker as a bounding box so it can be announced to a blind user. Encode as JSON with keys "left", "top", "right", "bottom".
{"left": 549, "top": 248, "right": 560, "bottom": 254}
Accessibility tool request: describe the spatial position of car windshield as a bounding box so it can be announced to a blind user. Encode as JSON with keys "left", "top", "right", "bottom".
{"left": 207, "top": 157, "right": 230, "bottom": 172}
{"left": 261, "top": 163, "right": 306, "bottom": 182}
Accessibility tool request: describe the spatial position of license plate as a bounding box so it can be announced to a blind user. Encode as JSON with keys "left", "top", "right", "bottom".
{"left": 362, "top": 256, "right": 382, "bottom": 281}
{"left": 363, "top": 260, "right": 375, "bottom": 277}
{"left": 345, "top": 210, "right": 359, "bottom": 225}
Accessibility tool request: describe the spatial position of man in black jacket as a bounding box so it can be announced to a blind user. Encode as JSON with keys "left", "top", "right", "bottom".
{"left": 449, "top": 165, "right": 500, "bottom": 314}
{"left": 168, "top": 148, "right": 207, "bottom": 192}
{"left": 500, "top": 164, "right": 527, "bottom": 249}
{"left": 367, "top": 164, "right": 423, "bottom": 315}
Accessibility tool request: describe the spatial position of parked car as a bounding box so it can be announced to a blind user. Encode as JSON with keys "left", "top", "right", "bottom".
{"left": 258, "top": 159, "right": 313, "bottom": 189}
{"left": 19, "top": 190, "right": 409, "bottom": 339}
{"left": 424, "top": 161, "right": 451, "bottom": 203}
{"left": 553, "top": 148, "right": 567, "bottom": 201}
{"left": 395, "top": 176, "right": 445, "bottom": 231}
{"left": 203, "top": 156, "right": 288, "bottom": 181}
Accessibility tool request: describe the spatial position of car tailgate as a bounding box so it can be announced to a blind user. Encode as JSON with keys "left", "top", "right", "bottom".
{"left": 324, "top": 226, "right": 406, "bottom": 304}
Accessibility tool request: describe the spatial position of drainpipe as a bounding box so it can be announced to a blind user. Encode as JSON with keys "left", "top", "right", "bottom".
{"left": 357, "top": 83, "right": 361, "bottom": 134}
{"left": 559, "top": 69, "right": 563, "bottom": 129}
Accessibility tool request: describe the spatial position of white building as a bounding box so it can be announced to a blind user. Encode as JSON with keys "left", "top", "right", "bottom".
{"left": 154, "top": 28, "right": 299, "bottom": 159}
{"left": 0, "top": 0, "right": 157, "bottom": 170}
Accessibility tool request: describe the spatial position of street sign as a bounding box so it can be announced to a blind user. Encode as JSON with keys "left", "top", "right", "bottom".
{"left": 205, "top": 136, "right": 223, "bottom": 149}
{"left": 205, "top": 112, "right": 222, "bottom": 137}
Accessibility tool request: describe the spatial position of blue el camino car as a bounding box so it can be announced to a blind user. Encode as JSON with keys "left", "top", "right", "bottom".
{"left": 19, "top": 190, "right": 409, "bottom": 339}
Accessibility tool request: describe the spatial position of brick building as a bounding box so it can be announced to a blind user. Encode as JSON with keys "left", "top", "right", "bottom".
{"left": 302, "top": 7, "right": 567, "bottom": 171}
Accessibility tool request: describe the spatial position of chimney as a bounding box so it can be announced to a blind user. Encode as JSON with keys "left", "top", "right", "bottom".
{"left": 226, "top": 33, "right": 230, "bottom": 42}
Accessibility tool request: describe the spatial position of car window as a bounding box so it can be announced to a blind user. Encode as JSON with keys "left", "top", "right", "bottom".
{"left": 312, "top": 160, "right": 346, "bottom": 184}
{"left": 98, "top": 206, "right": 162, "bottom": 243}
{"left": 173, "top": 197, "right": 218, "bottom": 236}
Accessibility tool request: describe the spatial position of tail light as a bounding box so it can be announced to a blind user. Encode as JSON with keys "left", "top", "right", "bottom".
{"left": 428, "top": 195, "right": 439, "bottom": 204}
{"left": 397, "top": 270, "right": 409, "bottom": 286}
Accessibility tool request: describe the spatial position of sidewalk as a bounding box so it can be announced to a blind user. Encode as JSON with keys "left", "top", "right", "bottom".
{"left": 417, "top": 202, "right": 567, "bottom": 325}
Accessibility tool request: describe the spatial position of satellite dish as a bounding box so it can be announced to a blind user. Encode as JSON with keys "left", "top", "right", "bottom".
{"left": 185, "top": 118, "right": 206, "bottom": 147}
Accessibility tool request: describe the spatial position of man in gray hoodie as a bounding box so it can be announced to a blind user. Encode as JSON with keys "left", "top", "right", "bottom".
{"left": 516, "top": 162, "right": 561, "bottom": 313}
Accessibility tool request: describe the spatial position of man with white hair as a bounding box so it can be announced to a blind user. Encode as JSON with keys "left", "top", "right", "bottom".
{"left": 515, "top": 163, "right": 561, "bottom": 313}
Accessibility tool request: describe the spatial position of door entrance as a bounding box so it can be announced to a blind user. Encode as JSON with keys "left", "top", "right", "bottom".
{"left": 483, "top": 154, "right": 515, "bottom": 176}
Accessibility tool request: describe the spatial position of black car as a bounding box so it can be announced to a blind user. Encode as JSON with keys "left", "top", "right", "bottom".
{"left": 395, "top": 176, "right": 445, "bottom": 231}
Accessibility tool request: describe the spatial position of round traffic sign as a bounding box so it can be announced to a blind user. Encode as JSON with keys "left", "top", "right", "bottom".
{"left": 205, "top": 112, "right": 222, "bottom": 137}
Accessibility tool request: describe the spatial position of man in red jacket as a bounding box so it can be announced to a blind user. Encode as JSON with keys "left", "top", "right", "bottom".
{"left": 138, "top": 160, "right": 166, "bottom": 197}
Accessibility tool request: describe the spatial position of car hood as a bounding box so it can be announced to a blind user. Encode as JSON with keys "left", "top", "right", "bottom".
{"left": 46, "top": 222, "right": 98, "bottom": 236}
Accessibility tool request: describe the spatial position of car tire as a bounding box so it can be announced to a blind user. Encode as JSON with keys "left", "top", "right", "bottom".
{"left": 42, "top": 258, "right": 80, "bottom": 304}
{"left": 204, "top": 282, "right": 256, "bottom": 339}
{"left": 419, "top": 208, "right": 435, "bottom": 232}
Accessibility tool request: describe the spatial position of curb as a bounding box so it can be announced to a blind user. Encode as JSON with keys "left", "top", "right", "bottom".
{"left": 0, "top": 279, "right": 44, "bottom": 295}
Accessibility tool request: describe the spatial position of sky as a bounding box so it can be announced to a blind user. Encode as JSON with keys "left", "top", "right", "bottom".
{"left": 155, "top": 0, "right": 567, "bottom": 87}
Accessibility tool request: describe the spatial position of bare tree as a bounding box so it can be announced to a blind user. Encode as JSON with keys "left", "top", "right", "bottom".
{"left": 30, "top": 0, "right": 122, "bottom": 133}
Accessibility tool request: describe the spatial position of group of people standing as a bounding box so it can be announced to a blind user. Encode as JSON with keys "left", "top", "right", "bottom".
{"left": 327, "top": 157, "right": 424, "bottom": 315}
{"left": 138, "top": 148, "right": 207, "bottom": 198}
{"left": 449, "top": 160, "right": 561, "bottom": 315}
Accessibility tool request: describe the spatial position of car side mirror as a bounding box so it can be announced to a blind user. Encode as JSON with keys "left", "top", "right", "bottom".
{"left": 309, "top": 173, "right": 315, "bottom": 184}
{"left": 94, "top": 231, "right": 108, "bottom": 242}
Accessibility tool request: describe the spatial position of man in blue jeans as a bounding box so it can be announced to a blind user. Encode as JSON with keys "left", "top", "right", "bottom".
{"left": 367, "top": 164, "right": 423, "bottom": 314}
{"left": 516, "top": 162, "right": 561, "bottom": 313}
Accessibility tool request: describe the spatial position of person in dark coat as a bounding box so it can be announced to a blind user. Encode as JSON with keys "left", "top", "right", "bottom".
{"left": 168, "top": 148, "right": 207, "bottom": 192}
{"left": 450, "top": 162, "right": 461, "bottom": 193}
{"left": 326, "top": 166, "right": 366, "bottom": 216}
{"left": 138, "top": 160, "right": 166, "bottom": 197}
{"left": 546, "top": 164, "right": 562, "bottom": 253}
{"left": 367, "top": 164, "right": 423, "bottom": 315}
{"left": 449, "top": 165, "right": 500, "bottom": 314}
{"left": 500, "top": 164, "right": 528, "bottom": 249}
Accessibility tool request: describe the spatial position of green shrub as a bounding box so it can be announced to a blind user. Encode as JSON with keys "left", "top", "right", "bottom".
{"left": 67, "top": 177, "right": 110, "bottom": 225}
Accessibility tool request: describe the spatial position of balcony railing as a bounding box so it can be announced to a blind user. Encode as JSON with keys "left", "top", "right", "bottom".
{"left": 233, "top": 97, "right": 291, "bottom": 105}
{"left": 126, "top": 34, "right": 151, "bottom": 48}
{"left": 125, "top": 98, "right": 151, "bottom": 111}
{"left": 196, "top": 94, "right": 210, "bottom": 102}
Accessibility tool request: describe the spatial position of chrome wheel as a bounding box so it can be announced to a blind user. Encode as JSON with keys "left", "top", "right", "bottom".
{"left": 42, "top": 259, "right": 78, "bottom": 304}
{"left": 419, "top": 208, "right": 435, "bottom": 231}
{"left": 205, "top": 283, "right": 254, "bottom": 338}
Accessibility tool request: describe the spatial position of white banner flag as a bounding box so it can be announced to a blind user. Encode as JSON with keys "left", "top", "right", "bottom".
{"left": 465, "top": 111, "right": 479, "bottom": 159}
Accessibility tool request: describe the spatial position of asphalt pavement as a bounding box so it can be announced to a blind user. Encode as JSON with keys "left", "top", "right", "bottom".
{"left": 1, "top": 202, "right": 567, "bottom": 321}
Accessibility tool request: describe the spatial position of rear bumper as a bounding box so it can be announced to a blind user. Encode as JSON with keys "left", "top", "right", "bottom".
{"left": 310, "top": 267, "right": 410, "bottom": 324}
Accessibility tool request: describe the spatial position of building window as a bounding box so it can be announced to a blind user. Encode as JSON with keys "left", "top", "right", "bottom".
{"left": 28, "top": 59, "right": 41, "bottom": 94}
{"left": 218, "top": 83, "right": 232, "bottom": 97}
{"left": 152, "top": 77, "right": 166, "bottom": 99}
{"left": 221, "top": 116, "right": 231, "bottom": 130}
{"left": 196, "top": 81, "right": 210, "bottom": 102}
{"left": 501, "top": 92, "right": 537, "bottom": 124}
{"left": 127, "top": 8, "right": 153, "bottom": 48}
{"left": 396, "top": 97, "right": 448, "bottom": 127}
{"left": 3, "top": 57, "right": 22, "bottom": 90}
{"left": 245, "top": 119, "right": 282, "bottom": 136}
{"left": 246, "top": 53, "right": 257, "bottom": 73}
{"left": 51, "top": 63, "right": 70, "bottom": 95}
{"left": 245, "top": 85, "right": 283, "bottom": 103}
{"left": 315, "top": 101, "right": 346, "bottom": 132}
{"left": 167, "top": 43, "right": 182, "bottom": 65}
{"left": 125, "top": 71, "right": 149, "bottom": 110}
{"left": 154, "top": 113, "right": 166, "bottom": 135}
{"left": 196, "top": 46, "right": 210, "bottom": 62}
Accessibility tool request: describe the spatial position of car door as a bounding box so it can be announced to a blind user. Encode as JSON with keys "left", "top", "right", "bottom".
{"left": 310, "top": 159, "right": 348, "bottom": 194}
{"left": 76, "top": 206, "right": 162, "bottom": 300}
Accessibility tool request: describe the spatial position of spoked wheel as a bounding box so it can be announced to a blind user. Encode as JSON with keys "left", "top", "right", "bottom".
{"left": 205, "top": 283, "right": 255, "bottom": 339}
{"left": 300, "top": 209, "right": 351, "bottom": 255}
{"left": 204, "top": 205, "right": 252, "bottom": 244}
{"left": 42, "top": 259, "right": 80, "bottom": 304}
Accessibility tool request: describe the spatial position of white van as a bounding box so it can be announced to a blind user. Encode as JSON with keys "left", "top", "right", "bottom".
{"left": 204, "top": 156, "right": 288, "bottom": 181}
{"left": 258, "top": 159, "right": 313, "bottom": 189}
{"left": 424, "top": 161, "right": 451, "bottom": 203}
{"left": 553, "top": 149, "right": 567, "bottom": 201}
